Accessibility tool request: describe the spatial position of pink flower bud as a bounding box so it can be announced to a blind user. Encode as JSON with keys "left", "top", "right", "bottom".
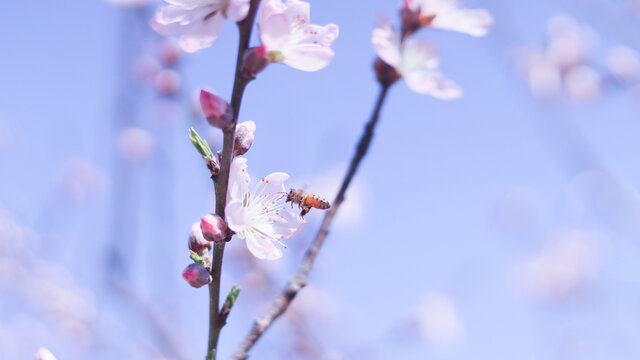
{"left": 182, "top": 263, "right": 211, "bottom": 288}
{"left": 374, "top": 58, "right": 401, "bottom": 87}
{"left": 200, "top": 90, "right": 234, "bottom": 129}
{"left": 241, "top": 46, "right": 269, "bottom": 80}
{"left": 189, "top": 221, "right": 212, "bottom": 254}
{"left": 34, "top": 348, "right": 57, "bottom": 360}
{"left": 233, "top": 121, "right": 256, "bottom": 157}
{"left": 200, "top": 213, "right": 227, "bottom": 243}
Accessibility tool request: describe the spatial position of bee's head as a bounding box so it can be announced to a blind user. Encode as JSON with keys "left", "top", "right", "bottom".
{"left": 286, "top": 188, "right": 295, "bottom": 202}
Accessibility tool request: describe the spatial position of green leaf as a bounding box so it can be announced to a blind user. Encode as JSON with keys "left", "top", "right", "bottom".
{"left": 188, "top": 127, "right": 213, "bottom": 158}
{"left": 189, "top": 250, "right": 205, "bottom": 266}
{"left": 224, "top": 284, "right": 241, "bottom": 308}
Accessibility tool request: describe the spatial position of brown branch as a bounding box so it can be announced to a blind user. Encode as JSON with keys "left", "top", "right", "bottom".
{"left": 231, "top": 84, "right": 391, "bottom": 360}
{"left": 207, "top": 1, "right": 262, "bottom": 358}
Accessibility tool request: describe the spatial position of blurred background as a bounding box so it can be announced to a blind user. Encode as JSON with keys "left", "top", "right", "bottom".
{"left": 2, "top": 0, "right": 640, "bottom": 359}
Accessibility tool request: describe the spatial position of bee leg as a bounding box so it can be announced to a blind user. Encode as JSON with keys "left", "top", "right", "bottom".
{"left": 300, "top": 207, "right": 311, "bottom": 217}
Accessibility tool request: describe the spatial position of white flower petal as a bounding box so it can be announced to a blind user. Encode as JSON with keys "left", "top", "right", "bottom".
{"left": 178, "top": 12, "right": 224, "bottom": 53}
{"left": 400, "top": 39, "right": 439, "bottom": 73}
{"left": 282, "top": 46, "right": 335, "bottom": 71}
{"left": 225, "top": 201, "right": 246, "bottom": 233}
{"left": 227, "top": 157, "right": 250, "bottom": 204}
{"left": 271, "top": 206, "right": 306, "bottom": 238}
{"left": 284, "top": 0, "right": 310, "bottom": 25}
{"left": 432, "top": 8, "right": 493, "bottom": 37}
{"left": 371, "top": 15, "right": 401, "bottom": 67}
{"left": 404, "top": 70, "right": 462, "bottom": 99}
{"left": 259, "top": 13, "right": 291, "bottom": 50}
{"left": 252, "top": 172, "right": 289, "bottom": 198}
{"left": 245, "top": 230, "right": 283, "bottom": 260}
{"left": 226, "top": 0, "right": 250, "bottom": 22}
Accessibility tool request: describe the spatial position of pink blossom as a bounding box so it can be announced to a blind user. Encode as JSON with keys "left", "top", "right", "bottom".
{"left": 257, "top": 0, "right": 339, "bottom": 71}
{"left": 372, "top": 16, "right": 461, "bottom": 99}
{"left": 225, "top": 157, "right": 306, "bottom": 260}
{"left": 34, "top": 348, "right": 57, "bottom": 360}
{"left": 151, "top": 0, "right": 250, "bottom": 53}
{"left": 407, "top": 0, "right": 493, "bottom": 37}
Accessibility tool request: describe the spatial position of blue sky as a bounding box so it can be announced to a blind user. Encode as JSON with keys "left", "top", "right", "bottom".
{"left": 2, "top": 0, "right": 640, "bottom": 359}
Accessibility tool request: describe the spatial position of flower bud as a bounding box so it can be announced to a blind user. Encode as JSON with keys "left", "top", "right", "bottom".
{"left": 201, "top": 213, "right": 227, "bottom": 243}
{"left": 241, "top": 46, "right": 269, "bottom": 80}
{"left": 401, "top": 1, "right": 421, "bottom": 38}
{"left": 233, "top": 121, "right": 256, "bottom": 157}
{"left": 374, "top": 58, "right": 401, "bottom": 87}
{"left": 189, "top": 221, "right": 212, "bottom": 254}
{"left": 182, "top": 263, "right": 211, "bottom": 288}
{"left": 34, "top": 348, "right": 57, "bottom": 360}
{"left": 200, "top": 90, "right": 234, "bottom": 129}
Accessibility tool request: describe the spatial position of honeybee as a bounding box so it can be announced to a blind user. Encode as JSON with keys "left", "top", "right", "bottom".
{"left": 285, "top": 189, "right": 331, "bottom": 217}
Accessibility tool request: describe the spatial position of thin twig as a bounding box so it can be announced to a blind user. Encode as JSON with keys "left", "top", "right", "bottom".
{"left": 231, "top": 84, "right": 391, "bottom": 360}
{"left": 207, "top": 1, "right": 262, "bottom": 358}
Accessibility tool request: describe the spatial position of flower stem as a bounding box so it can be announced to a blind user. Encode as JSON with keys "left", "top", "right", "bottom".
{"left": 230, "top": 84, "right": 392, "bottom": 360}
{"left": 207, "top": 1, "right": 262, "bottom": 358}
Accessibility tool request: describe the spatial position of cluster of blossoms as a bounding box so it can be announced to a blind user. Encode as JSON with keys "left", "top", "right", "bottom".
{"left": 151, "top": 0, "right": 338, "bottom": 74}
{"left": 519, "top": 14, "right": 640, "bottom": 102}
{"left": 372, "top": 0, "right": 492, "bottom": 98}
{"left": 158, "top": 0, "right": 338, "bottom": 287}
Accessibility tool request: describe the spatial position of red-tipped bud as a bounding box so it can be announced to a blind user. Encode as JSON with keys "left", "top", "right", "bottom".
{"left": 233, "top": 121, "right": 256, "bottom": 157}
{"left": 374, "top": 58, "right": 401, "bottom": 87}
{"left": 200, "top": 90, "right": 234, "bottom": 129}
{"left": 401, "top": 3, "right": 422, "bottom": 38}
{"left": 189, "top": 221, "right": 212, "bottom": 254}
{"left": 241, "top": 46, "right": 270, "bottom": 80}
{"left": 200, "top": 214, "right": 227, "bottom": 243}
{"left": 34, "top": 348, "right": 57, "bottom": 360}
{"left": 182, "top": 263, "right": 211, "bottom": 288}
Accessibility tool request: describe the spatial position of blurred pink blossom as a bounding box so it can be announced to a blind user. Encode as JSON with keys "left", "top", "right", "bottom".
{"left": 154, "top": 69, "right": 182, "bottom": 95}
{"left": 606, "top": 45, "right": 640, "bottom": 83}
{"left": 406, "top": 0, "right": 493, "bottom": 37}
{"left": 158, "top": 38, "right": 184, "bottom": 66}
{"left": 130, "top": 55, "right": 161, "bottom": 86}
{"left": 372, "top": 16, "right": 461, "bottom": 99}
{"left": 512, "top": 230, "right": 599, "bottom": 300}
{"left": 416, "top": 292, "right": 463, "bottom": 346}
{"left": 34, "top": 347, "right": 56, "bottom": 360}
{"left": 258, "top": 0, "right": 339, "bottom": 71}
{"left": 151, "top": 0, "right": 250, "bottom": 53}
{"left": 225, "top": 157, "right": 306, "bottom": 260}
{"left": 545, "top": 14, "right": 598, "bottom": 72}
{"left": 116, "top": 127, "right": 155, "bottom": 162}
{"left": 55, "top": 159, "right": 107, "bottom": 203}
{"left": 564, "top": 65, "right": 601, "bottom": 102}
